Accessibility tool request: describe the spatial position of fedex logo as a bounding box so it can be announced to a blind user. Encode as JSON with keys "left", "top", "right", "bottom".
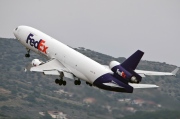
{"left": 26, "top": 33, "right": 48, "bottom": 54}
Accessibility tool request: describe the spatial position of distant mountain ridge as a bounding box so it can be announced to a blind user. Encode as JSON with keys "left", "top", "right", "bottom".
{"left": 0, "top": 37, "right": 180, "bottom": 119}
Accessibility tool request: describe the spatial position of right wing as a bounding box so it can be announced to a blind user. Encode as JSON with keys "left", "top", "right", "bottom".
{"left": 25, "top": 58, "right": 75, "bottom": 80}
{"left": 135, "top": 67, "right": 179, "bottom": 77}
{"left": 103, "top": 65, "right": 179, "bottom": 77}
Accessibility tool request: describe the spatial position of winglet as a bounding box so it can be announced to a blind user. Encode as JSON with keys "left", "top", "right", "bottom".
{"left": 171, "top": 67, "right": 179, "bottom": 76}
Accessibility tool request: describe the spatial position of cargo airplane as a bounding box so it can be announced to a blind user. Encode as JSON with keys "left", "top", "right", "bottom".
{"left": 13, "top": 26, "right": 179, "bottom": 93}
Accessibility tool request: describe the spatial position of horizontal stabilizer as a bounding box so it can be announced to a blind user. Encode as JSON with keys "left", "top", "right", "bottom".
{"left": 129, "top": 83, "right": 159, "bottom": 88}
{"left": 103, "top": 83, "right": 123, "bottom": 88}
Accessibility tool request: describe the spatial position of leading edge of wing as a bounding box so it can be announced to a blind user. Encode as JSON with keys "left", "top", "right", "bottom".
{"left": 129, "top": 83, "right": 159, "bottom": 89}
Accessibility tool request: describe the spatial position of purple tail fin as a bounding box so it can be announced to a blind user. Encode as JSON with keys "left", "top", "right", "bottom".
{"left": 121, "top": 50, "right": 144, "bottom": 70}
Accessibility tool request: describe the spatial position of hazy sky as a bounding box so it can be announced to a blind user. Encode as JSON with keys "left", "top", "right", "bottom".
{"left": 0, "top": 0, "right": 180, "bottom": 66}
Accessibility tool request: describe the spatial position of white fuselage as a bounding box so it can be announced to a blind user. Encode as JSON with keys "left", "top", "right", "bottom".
{"left": 14, "top": 26, "right": 112, "bottom": 84}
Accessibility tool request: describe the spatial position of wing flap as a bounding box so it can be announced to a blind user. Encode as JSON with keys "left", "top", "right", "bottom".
{"left": 43, "top": 70, "right": 74, "bottom": 79}
{"left": 64, "top": 72, "right": 75, "bottom": 79}
{"left": 43, "top": 70, "right": 60, "bottom": 75}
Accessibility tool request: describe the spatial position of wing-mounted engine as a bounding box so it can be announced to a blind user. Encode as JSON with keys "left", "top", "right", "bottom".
{"left": 109, "top": 61, "right": 141, "bottom": 83}
{"left": 24, "top": 59, "right": 44, "bottom": 72}
{"left": 31, "top": 59, "right": 44, "bottom": 66}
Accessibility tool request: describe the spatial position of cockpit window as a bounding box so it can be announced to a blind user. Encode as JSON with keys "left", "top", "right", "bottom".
{"left": 15, "top": 27, "right": 18, "bottom": 30}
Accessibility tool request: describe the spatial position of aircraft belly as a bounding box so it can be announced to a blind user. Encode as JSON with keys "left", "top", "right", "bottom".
{"left": 78, "top": 62, "right": 112, "bottom": 83}
{"left": 68, "top": 67, "right": 89, "bottom": 81}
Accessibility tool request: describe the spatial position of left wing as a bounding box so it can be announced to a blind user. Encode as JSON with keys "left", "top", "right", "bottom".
{"left": 135, "top": 67, "right": 179, "bottom": 77}
{"left": 25, "top": 58, "right": 75, "bottom": 80}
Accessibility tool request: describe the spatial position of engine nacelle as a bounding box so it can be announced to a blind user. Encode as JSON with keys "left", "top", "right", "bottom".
{"left": 130, "top": 76, "right": 138, "bottom": 83}
{"left": 31, "top": 59, "right": 44, "bottom": 66}
{"left": 109, "top": 61, "right": 139, "bottom": 83}
{"left": 109, "top": 61, "right": 120, "bottom": 69}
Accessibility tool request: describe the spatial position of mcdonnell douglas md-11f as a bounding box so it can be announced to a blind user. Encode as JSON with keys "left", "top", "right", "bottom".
{"left": 13, "top": 26, "right": 179, "bottom": 93}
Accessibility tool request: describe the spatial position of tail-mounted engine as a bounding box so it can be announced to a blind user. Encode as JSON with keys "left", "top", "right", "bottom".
{"left": 109, "top": 61, "right": 141, "bottom": 83}
{"left": 31, "top": 59, "right": 44, "bottom": 66}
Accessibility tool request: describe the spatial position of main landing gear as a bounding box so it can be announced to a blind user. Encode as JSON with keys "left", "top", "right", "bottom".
{"left": 74, "top": 79, "right": 81, "bottom": 85}
{"left": 86, "top": 81, "right": 92, "bottom": 86}
{"left": 55, "top": 79, "right": 66, "bottom": 86}
{"left": 55, "top": 72, "right": 66, "bottom": 86}
{"left": 25, "top": 49, "right": 30, "bottom": 58}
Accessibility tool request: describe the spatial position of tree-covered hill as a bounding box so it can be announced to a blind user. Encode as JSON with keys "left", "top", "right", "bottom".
{"left": 0, "top": 38, "right": 180, "bottom": 119}
{"left": 120, "top": 110, "right": 180, "bottom": 119}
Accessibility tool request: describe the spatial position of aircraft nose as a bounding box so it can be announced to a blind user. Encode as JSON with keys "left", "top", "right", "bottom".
{"left": 13, "top": 27, "right": 19, "bottom": 40}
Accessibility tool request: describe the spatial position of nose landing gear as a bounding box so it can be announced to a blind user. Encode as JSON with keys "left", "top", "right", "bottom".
{"left": 25, "top": 49, "right": 30, "bottom": 58}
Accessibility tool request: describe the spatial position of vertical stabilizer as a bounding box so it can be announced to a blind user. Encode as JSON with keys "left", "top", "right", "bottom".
{"left": 121, "top": 50, "right": 144, "bottom": 70}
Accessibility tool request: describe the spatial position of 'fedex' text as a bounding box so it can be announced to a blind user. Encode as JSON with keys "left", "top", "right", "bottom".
{"left": 26, "top": 33, "right": 48, "bottom": 54}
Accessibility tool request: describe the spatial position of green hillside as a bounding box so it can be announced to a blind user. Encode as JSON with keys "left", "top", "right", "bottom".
{"left": 120, "top": 110, "right": 180, "bottom": 119}
{"left": 0, "top": 38, "right": 180, "bottom": 119}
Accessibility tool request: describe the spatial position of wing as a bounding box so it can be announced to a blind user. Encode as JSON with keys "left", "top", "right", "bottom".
{"left": 25, "top": 58, "right": 75, "bottom": 80}
{"left": 103, "top": 65, "right": 179, "bottom": 77}
{"left": 135, "top": 67, "right": 179, "bottom": 77}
